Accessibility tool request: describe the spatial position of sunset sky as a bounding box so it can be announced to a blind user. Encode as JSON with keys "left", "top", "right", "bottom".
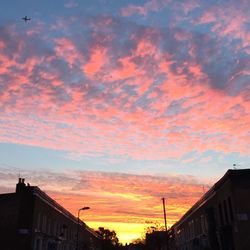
{"left": 0, "top": 0, "right": 249, "bottom": 244}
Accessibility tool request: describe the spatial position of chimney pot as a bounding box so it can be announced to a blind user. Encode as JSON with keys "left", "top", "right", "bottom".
{"left": 16, "top": 178, "right": 26, "bottom": 193}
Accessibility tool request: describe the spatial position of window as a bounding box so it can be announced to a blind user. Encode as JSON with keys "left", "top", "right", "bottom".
{"left": 223, "top": 200, "right": 229, "bottom": 224}
{"left": 228, "top": 197, "right": 234, "bottom": 221}
{"left": 42, "top": 214, "right": 47, "bottom": 233}
{"left": 53, "top": 221, "right": 57, "bottom": 236}
{"left": 47, "top": 218, "right": 51, "bottom": 234}
{"left": 35, "top": 238, "right": 42, "bottom": 250}
{"left": 219, "top": 203, "right": 224, "bottom": 226}
{"left": 201, "top": 215, "right": 205, "bottom": 233}
{"left": 37, "top": 213, "right": 41, "bottom": 231}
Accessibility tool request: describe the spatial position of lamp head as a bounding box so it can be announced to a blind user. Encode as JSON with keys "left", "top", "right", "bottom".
{"left": 80, "top": 206, "right": 90, "bottom": 210}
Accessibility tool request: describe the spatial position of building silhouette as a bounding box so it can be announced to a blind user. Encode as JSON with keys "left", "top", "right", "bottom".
{"left": 171, "top": 169, "right": 250, "bottom": 250}
{"left": 146, "top": 230, "right": 168, "bottom": 250}
{"left": 0, "top": 178, "right": 102, "bottom": 250}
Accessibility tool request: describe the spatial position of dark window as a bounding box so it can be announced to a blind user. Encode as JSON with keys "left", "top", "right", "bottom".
{"left": 223, "top": 200, "right": 229, "bottom": 224}
{"left": 35, "top": 239, "right": 41, "bottom": 250}
{"left": 219, "top": 203, "right": 224, "bottom": 225}
{"left": 228, "top": 197, "right": 234, "bottom": 221}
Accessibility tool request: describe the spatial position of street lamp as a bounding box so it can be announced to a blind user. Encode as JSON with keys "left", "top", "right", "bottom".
{"left": 76, "top": 207, "right": 90, "bottom": 250}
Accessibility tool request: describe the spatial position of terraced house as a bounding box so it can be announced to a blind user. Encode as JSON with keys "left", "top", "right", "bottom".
{"left": 171, "top": 169, "right": 250, "bottom": 250}
{"left": 0, "top": 178, "right": 102, "bottom": 250}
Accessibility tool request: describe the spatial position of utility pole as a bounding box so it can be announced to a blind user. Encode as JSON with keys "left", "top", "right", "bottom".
{"left": 162, "top": 198, "right": 169, "bottom": 250}
{"left": 162, "top": 198, "right": 167, "bottom": 231}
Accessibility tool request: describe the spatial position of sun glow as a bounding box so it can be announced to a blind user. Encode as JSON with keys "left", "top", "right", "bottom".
{"left": 87, "top": 221, "right": 147, "bottom": 244}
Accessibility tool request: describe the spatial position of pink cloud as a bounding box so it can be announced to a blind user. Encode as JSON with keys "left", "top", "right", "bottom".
{"left": 120, "top": 0, "right": 168, "bottom": 17}
{"left": 83, "top": 46, "right": 108, "bottom": 77}
{"left": 178, "top": 1, "right": 200, "bottom": 15}
{"left": 195, "top": 3, "right": 250, "bottom": 49}
{"left": 0, "top": 15, "right": 249, "bottom": 161}
{"left": 55, "top": 38, "right": 82, "bottom": 67}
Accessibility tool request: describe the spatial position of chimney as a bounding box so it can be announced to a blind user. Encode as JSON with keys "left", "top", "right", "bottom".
{"left": 16, "top": 178, "right": 26, "bottom": 193}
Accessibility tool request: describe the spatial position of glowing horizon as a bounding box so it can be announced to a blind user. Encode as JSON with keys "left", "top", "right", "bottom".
{"left": 0, "top": 167, "right": 217, "bottom": 243}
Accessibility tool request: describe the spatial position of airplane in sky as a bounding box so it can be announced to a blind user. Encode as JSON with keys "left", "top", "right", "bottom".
{"left": 22, "top": 16, "right": 31, "bottom": 22}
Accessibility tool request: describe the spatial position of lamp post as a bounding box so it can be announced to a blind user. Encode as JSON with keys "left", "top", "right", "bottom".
{"left": 76, "top": 206, "right": 90, "bottom": 250}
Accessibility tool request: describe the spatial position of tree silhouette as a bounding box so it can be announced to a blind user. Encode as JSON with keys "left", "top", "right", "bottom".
{"left": 96, "top": 227, "right": 119, "bottom": 249}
